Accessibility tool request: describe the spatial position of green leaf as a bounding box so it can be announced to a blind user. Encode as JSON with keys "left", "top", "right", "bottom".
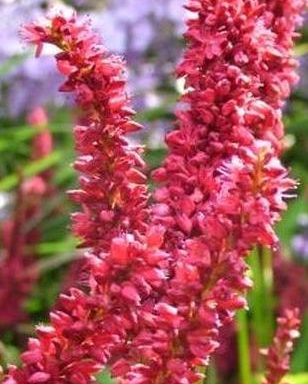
{"left": 0, "top": 342, "right": 20, "bottom": 366}
{"left": 145, "top": 148, "right": 166, "bottom": 168}
{"left": 0, "top": 54, "right": 28, "bottom": 76}
{"left": 295, "top": 43, "right": 308, "bottom": 56}
{"left": 137, "top": 107, "right": 173, "bottom": 122}
{"left": 96, "top": 369, "right": 115, "bottom": 384}
{"left": 284, "top": 373, "right": 308, "bottom": 384}
{"left": 35, "top": 237, "right": 77, "bottom": 256}
{"left": 256, "top": 373, "right": 308, "bottom": 384}
{"left": 35, "top": 251, "right": 80, "bottom": 274}
{"left": 276, "top": 195, "right": 308, "bottom": 247}
{"left": 0, "top": 151, "right": 62, "bottom": 191}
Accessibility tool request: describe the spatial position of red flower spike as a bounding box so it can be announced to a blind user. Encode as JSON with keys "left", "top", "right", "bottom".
{"left": 261, "top": 308, "right": 301, "bottom": 384}
{"left": 2, "top": 12, "right": 168, "bottom": 384}
{"left": 115, "top": 0, "right": 305, "bottom": 381}
{"left": 2, "top": 1, "right": 306, "bottom": 383}
{"left": 0, "top": 107, "right": 53, "bottom": 332}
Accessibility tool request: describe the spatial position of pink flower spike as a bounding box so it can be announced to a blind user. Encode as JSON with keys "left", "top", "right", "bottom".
{"left": 262, "top": 308, "right": 301, "bottom": 384}
{"left": 2, "top": 1, "right": 306, "bottom": 383}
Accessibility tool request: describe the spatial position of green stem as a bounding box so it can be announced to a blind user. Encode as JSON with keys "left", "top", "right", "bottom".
{"left": 248, "top": 248, "right": 267, "bottom": 349}
{"left": 261, "top": 247, "right": 275, "bottom": 342}
{"left": 197, "top": 366, "right": 207, "bottom": 384}
{"left": 236, "top": 309, "right": 252, "bottom": 384}
{"left": 248, "top": 246, "right": 275, "bottom": 372}
{"left": 205, "top": 361, "right": 217, "bottom": 384}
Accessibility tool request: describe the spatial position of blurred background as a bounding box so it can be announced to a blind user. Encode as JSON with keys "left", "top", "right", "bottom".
{"left": 0, "top": 1, "right": 307, "bottom": 383}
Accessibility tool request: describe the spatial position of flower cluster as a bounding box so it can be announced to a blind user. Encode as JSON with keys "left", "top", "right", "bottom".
{"left": 0, "top": 107, "right": 52, "bottom": 331}
{"left": 133, "top": 0, "right": 303, "bottom": 381}
{"left": 261, "top": 308, "right": 301, "bottom": 384}
{"left": 2, "top": 14, "right": 169, "bottom": 384}
{"left": 1, "top": 0, "right": 306, "bottom": 383}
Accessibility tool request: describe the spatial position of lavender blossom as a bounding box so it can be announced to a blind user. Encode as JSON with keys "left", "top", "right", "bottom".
{"left": 292, "top": 213, "right": 308, "bottom": 262}
{"left": 0, "top": 0, "right": 185, "bottom": 118}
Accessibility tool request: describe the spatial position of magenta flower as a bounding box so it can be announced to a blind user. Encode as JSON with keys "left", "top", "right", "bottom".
{"left": 0, "top": 107, "right": 53, "bottom": 331}
{"left": 1, "top": 0, "right": 306, "bottom": 383}
{"left": 261, "top": 308, "right": 301, "bottom": 384}
{"left": 125, "top": 0, "right": 302, "bottom": 380}
{"left": 2, "top": 14, "right": 168, "bottom": 384}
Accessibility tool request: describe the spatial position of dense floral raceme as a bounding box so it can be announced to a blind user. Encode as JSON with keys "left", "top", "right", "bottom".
{"left": 261, "top": 308, "right": 300, "bottom": 384}
{"left": 2, "top": 13, "right": 170, "bottom": 384}
{"left": 121, "top": 0, "right": 305, "bottom": 382}
{"left": 1, "top": 0, "right": 306, "bottom": 383}
{"left": 0, "top": 107, "right": 52, "bottom": 331}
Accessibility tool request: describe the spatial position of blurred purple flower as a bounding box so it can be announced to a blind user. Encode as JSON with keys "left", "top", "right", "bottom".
{"left": 0, "top": 0, "right": 185, "bottom": 118}
{"left": 4, "top": 56, "right": 64, "bottom": 117}
{"left": 0, "top": 0, "right": 65, "bottom": 117}
{"left": 291, "top": 213, "right": 308, "bottom": 261}
{"left": 292, "top": 234, "right": 308, "bottom": 260}
{"left": 92, "top": 0, "right": 185, "bottom": 113}
{"left": 298, "top": 54, "right": 308, "bottom": 96}
{"left": 0, "top": 0, "right": 42, "bottom": 60}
